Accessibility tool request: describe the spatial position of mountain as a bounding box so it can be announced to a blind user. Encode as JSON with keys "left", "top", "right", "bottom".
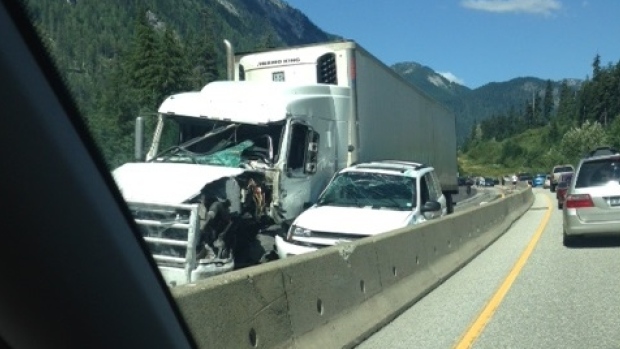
{"left": 25, "top": 0, "right": 580, "bottom": 147}
{"left": 392, "top": 63, "right": 582, "bottom": 144}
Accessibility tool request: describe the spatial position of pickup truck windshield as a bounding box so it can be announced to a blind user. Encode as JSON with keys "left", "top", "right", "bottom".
{"left": 317, "top": 172, "right": 416, "bottom": 210}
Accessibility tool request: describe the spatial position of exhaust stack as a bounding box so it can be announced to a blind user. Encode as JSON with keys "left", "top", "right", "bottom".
{"left": 224, "top": 39, "right": 234, "bottom": 81}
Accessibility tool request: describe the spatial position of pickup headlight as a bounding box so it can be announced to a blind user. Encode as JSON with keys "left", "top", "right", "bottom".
{"left": 287, "top": 224, "right": 312, "bottom": 240}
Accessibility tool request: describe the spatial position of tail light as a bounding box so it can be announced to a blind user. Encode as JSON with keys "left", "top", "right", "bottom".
{"left": 565, "top": 194, "right": 594, "bottom": 208}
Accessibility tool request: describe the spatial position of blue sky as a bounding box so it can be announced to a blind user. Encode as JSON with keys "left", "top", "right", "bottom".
{"left": 283, "top": 0, "right": 620, "bottom": 89}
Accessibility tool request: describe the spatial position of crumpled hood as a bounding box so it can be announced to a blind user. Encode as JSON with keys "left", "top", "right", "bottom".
{"left": 293, "top": 205, "right": 414, "bottom": 237}
{"left": 112, "top": 162, "right": 244, "bottom": 204}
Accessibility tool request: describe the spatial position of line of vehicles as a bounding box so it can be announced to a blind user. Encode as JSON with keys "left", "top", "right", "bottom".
{"left": 560, "top": 147, "right": 620, "bottom": 246}
{"left": 522, "top": 147, "right": 620, "bottom": 246}
{"left": 112, "top": 40, "right": 459, "bottom": 286}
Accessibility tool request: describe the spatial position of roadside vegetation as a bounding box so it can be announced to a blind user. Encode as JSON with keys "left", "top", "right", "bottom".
{"left": 460, "top": 55, "right": 620, "bottom": 177}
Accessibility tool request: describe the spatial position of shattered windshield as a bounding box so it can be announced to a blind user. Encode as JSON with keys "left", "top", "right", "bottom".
{"left": 150, "top": 117, "right": 283, "bottom": 168}
{"left": 316, "top": 172, "right": 416, "bottom": 210}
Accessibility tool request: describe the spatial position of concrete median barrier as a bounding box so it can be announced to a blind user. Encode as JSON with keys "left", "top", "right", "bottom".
{"left": 172, "top": 188, "right": 534, "bottom": 348}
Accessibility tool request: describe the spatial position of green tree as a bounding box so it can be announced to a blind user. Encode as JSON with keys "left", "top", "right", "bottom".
{"left": 126, "top": 9, "right": 161, "bottom": 110}
{"left": 187, "top": 7, "right": 220, "bottom": 89}
{"left": 559, "top": 120, "right": 609, "bottom": 163}
{"left": 606, "top": 116, "right": 620, "bottom": 149}
{"left": 256, "top": 31, "right": 279, "bottom": 50}
{"left": 155, "top": 26, "right": 192, "bottom": 100}
{"left": 499, "top": 139, "right": 524, "bottom": 165}
{"left": 555, "top": 80, "right": 577, "bottom": 129}
{"left": 592, "top": 54, "right": 602, "bottom": 81}
{"left": 542, "top": 79, "right": 554, "bottom": 123}
{"left": 89, "top": 56, "right": 136, "bottom": 168}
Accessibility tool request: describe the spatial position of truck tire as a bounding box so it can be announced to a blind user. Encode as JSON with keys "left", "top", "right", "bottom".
{"left": 445, "top": 193, "right": 454, "bottom": 214}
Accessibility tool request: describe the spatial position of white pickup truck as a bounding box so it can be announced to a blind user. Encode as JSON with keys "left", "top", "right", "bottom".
{"left": 275, "top": 160, "right": 447, "bottom": 258}
{"left": 550, "top": 164, "right": 575, "bottom": 192}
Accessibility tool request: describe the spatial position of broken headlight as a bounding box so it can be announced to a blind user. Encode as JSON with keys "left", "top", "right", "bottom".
{"left": 287, "top": 224, "right": 312, "bottom": 240}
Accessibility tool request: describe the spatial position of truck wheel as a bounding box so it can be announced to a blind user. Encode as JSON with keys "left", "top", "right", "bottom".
{"left": 445, "top": 194, "right": 454, "bottom": 214}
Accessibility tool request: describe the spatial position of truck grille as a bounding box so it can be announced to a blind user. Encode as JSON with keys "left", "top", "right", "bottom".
{"left": 128, "top": 202, "right": 200, "bottom": 271}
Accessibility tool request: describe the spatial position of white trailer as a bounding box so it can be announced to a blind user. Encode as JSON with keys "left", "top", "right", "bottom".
{"left": 112, "top": 40, "right": 457, "bottom": 286}
{"left": 236, "top": 41, "right": 458, "bottom": 197}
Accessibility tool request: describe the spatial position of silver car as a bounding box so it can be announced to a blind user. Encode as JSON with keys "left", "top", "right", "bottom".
{"left": 563, "top": 147, "right": 620, "bottom": 246}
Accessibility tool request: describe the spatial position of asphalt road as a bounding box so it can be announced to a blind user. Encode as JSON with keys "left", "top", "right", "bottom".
{"left": 453, "top": 185, "right": 504, "bottom": 211}
{"left": 357, "top": 188, "right": 620, "bottom": 349}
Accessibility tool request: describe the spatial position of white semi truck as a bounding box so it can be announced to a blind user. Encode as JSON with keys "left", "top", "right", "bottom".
{"left": 112, "top": 40, "right": 458, "bottom": 286}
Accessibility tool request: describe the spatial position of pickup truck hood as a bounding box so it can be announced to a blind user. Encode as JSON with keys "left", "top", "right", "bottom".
{"left": 112, "top": 162, "right": 244, "bottom": 204}
{"left": 293, "top": 205, "right": 414, "bottom": 237}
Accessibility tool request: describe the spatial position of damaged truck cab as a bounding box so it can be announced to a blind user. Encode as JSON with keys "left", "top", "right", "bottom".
{"left": 114, "top": 49, "right": 353, "bottom": 286}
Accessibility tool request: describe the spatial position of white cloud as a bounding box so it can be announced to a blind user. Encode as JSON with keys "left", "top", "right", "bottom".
{"left": 439, "top": 72, "right": 465, "bottom": 85}
{"left": 461, "top": 0, "right": 562, "bottom": 16}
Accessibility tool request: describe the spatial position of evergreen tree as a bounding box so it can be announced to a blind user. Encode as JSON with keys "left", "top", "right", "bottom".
{"left": 592, "top": 54, "right": 602, "bottom": 81}
{"left": 155, "top": 26, "right": 192, "bottom": 101}
{"left": 555, "top": 80, "right": 577, "bottom": 129}
{"left": 126, "top": 9, "right": 161, "bottom": 110}
{"left": 187, "top": 7, "right": 220, "bottom": 90}
{"left": 257, "top": 31, "right": 279, "bottom": 50}
{"left": 542, "top": 80, "right": 554, "bottom": 123}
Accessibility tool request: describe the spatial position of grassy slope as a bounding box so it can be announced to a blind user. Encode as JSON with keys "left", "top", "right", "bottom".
{"left": 459, "top": 126, "right": 559, "bottom": 177}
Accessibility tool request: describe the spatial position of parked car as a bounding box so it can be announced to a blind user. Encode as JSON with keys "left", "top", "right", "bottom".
{"left": 275, "top": 160, "right": 446, "bottom": 258}
{"left": 563, "top": 146, "right": 620, "bottom": 246}
{"left": 550, "top": 164, "right": 575, "bottom": 192}
{"left": 556, "top": 181, "right": 570, "bottom": 209}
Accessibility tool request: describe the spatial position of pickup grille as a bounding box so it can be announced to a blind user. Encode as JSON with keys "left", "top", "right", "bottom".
{"left": 292, "top": 230, "right": 369, "bottom": 248}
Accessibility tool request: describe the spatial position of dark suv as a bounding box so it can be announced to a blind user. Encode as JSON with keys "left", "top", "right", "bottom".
{"left": 562, "top": 147, "right": 620, "bottom": 246}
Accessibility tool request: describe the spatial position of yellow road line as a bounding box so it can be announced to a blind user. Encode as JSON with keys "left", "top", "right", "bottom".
{"left": 453, "top": 194, "right": 553, "bottom": 349}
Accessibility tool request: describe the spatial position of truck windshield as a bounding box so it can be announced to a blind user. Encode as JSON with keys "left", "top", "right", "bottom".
{"left": 150, "top": 116, "right": 284, "bottom": 167}
{"left": 316, "top": 172, "right": 416, "bottom": 210}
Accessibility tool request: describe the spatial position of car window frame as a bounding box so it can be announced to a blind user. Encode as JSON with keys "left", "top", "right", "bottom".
{"left": 0, "top": 2, "right": 197, "bottom": 347}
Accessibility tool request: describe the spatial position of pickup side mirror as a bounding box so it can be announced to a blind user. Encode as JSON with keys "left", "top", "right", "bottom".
{"left": 421, "top": 200, "right": 441, "bottom": 213}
